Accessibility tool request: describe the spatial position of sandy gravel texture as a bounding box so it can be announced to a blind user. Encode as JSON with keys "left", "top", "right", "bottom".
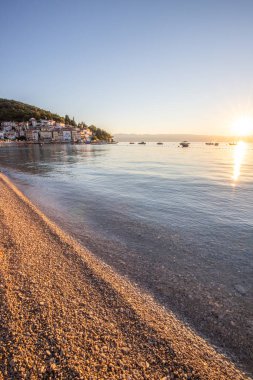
{"left": 0, "top": 173, "right": 250, "bottom": 380}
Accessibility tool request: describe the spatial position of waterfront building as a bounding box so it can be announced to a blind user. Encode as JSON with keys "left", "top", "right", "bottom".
{"left": 71, "top": 128, "right": 81, "bottom": 142}
{"left": 0, "top": 118, "right": 99, "bottom": 143}
{"left": 80, "top": 128, "right": 92, "bottom": 143}
{"left": 52, "top": 130, "right": 61, "bottom": 142}
{"left": 40, "top": 130, "right": 53, "bottom": 142}
{"left": 25, "top": 129, "right": 39, "bottom": 141}
{"left": 5, "top": 131, "right": 17, "bottom": 140}
{"left": 60, "top": 129, "right": 72, "bottom": 142}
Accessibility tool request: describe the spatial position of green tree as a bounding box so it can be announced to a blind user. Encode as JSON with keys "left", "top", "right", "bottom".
{"left": 71, "top": 117, "right": 77, "bottom": 127}
{"left": 65, "top": 115, "right": 71, "bottom": 125}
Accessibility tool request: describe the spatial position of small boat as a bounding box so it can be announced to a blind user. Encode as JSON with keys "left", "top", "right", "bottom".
{"left": 138, "top": 141, "right": 146, "bottom": 145}
{"left": 129, "top": 142, "right": 135, "bottom": 144}
{"left": 205, "top": 142, "right": 214, "bottom": 145}
{"left": 229, "top": 142, "right": 237, "bottom": 146}
{"left": 179, "top": 141, "right": 190, "bottom": 148}
{"left": 157, "top": 142, "right": 163, "bottom": 145}
{"left": 215, "top": 142, "right": 219, "bottom": 146}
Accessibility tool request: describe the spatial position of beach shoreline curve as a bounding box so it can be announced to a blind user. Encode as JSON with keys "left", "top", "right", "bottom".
{"left": 0, "top": 172, "right": 250, "bottom": 379}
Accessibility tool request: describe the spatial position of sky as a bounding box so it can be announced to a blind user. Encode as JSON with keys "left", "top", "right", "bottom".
{"left": 1, "top": 0, "right": 253, "bottom": 135}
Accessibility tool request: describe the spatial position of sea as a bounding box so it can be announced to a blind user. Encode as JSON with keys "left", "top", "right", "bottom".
{"left": 0, "top": 141, "right": 252, "bottom": 374}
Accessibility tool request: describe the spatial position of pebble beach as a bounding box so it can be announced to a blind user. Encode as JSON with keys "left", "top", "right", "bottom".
{"left": 0, "top": 173, "right": 250, "bottom": 380}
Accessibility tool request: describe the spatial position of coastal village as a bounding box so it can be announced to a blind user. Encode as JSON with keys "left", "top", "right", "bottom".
{"left": 0, "top": 118, "right": 113, "bottom": 144}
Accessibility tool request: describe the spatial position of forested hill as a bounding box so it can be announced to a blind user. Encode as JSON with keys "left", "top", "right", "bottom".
{"left": 0, "top": 99, "right": 64, "bottom": 123}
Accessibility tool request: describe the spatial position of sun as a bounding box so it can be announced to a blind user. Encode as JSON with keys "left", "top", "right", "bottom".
{"left": 232, "top": 116, "right": 253, "bottom": 136}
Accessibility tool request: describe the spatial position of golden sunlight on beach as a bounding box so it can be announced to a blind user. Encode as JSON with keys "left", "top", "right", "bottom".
{"left": 231, "top": 116, "right": 253, "bottom": 136}
{"left": 232, "top": 141, "right": 247, "bottom": 182}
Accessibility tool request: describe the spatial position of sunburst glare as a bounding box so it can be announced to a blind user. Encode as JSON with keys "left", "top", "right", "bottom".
{"left": 231, "top": 116, "right": 253, "bottom": 137}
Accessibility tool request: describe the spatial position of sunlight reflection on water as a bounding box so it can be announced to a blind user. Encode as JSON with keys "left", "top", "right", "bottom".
{"left": 232, "top": 141, "right": 247, "bottom": 183}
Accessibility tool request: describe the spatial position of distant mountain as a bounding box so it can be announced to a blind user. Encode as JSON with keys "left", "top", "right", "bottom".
{"left": 114, "top": 133, "right": 253, "bottom": 143}
{"left": 0, "top": 98, "right": 64, "bottom": 123}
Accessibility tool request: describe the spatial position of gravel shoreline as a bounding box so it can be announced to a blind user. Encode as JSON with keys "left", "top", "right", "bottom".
{"left": 0, "top": 173, "right": 250, "bottom": 379}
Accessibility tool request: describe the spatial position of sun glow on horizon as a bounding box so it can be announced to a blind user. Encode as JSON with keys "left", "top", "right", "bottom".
{"left": 231, "top": 116, "right": 253, "bottom": 137}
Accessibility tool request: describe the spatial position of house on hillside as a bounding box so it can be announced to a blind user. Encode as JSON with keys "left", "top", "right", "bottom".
{"left": 80, "top": 128, "right": 93, "bottom": 143}
{"left": 29, "top": 118, "right": 37, "bottom": 127}
{"left": 1, "top": 121, "right": 17, "bottom": 128}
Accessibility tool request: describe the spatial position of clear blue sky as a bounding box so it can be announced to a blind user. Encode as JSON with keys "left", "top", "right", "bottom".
{"left": 1, "top": 0, "right": 253, "bottom": 135}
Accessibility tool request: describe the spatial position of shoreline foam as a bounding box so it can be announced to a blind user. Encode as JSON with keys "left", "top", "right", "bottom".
{"left": 0, "top": 173, "right": 250, "bottom": 379}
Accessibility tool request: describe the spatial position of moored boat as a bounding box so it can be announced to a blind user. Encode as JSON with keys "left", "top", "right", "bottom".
{"left": 179, "top": 141, "right": 190, "bottom": 148}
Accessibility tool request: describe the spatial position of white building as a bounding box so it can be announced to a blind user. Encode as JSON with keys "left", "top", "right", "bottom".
{"left": 62, "top": 130, "right": 71, "bottom": 142}
{"left": 5, "top": 131, "right": 17, "bottom": 140}
{"left": 71, "top": 128, "right": 81, "bottom": 142}
{"left": 29, "top": 118, "right": 37, "bottom": 127}
{"left": 1, "top": 121, "right": 17, "bottom": 128}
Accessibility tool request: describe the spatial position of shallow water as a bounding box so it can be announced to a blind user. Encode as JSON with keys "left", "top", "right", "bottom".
{"left": 0, "top": 142, "right": 253, "bottom": 373}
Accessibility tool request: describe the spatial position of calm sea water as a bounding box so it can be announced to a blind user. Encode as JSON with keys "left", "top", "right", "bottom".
{"left": 0, "top": 142, "right": 253, "bottom": 373}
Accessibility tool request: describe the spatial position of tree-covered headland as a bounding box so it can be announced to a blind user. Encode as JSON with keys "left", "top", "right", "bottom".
{"left": 0, "top": 98, "right": 112, "bottom": 141}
